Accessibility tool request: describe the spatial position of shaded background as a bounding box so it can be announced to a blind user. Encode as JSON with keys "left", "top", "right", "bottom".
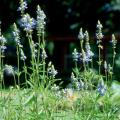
{"left": 1, "top": 0, "right": 120, "bottom": 82}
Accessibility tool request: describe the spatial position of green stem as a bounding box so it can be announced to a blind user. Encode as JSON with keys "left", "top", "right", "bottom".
{"left": 98, "top": 43, "right": 101, "bottom": 75}
{"left": 105, "top": 70, "right": 108, "bottom": 84}
{"left": 28, "top": 33, "right": 37, "bottom": 86}
{"left": 42, "top": 31, "right": 45, "bottom": 48}
{"left": 0, "top": 50, "right": 2, "bottom": 97}
{"left": 43, "top": 60, "right": 45, "bottom": 81}
{"left": 17, "top": 45, "right": 20, "bottom": 87}
{"left": 83, "top": 60, "right": 86, "bottom": 72}
{"left": 80, "top": 41, "right": 83, "bottom": 51}
{"left": 37, "top": 35, "right": 41, "bottom": 65}
{"left": 1, "top": 52, "right": 5, "bottom": 90}
{"left": 36, "top": 35, "right": 41, "bottom": 87}
{"left": 34, "top": 90, "right": 38, "bottom": 117}
{"left": 112, "top": 48, "right": 115, "bottom": 81}
{"left": 23, "top": 61, "right": 28, "bottom": 88}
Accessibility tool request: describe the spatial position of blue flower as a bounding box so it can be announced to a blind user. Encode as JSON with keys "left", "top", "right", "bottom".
{"left": 85, "top": 44, "right": 94, "bottom": 59}
{"left": 97, "top": 80, "right": 106, "bottom": 96}
{"left": 80, "top": 49, "right": 92, "bottom": 63}
{"left": 18, "top": 1, "right": 28, "bottom": 12}
{"left": 13, "top": 23, "right": 21, "bottom": 46}
{"left": 20, "top": 14, "right": 36, "bottom": 33}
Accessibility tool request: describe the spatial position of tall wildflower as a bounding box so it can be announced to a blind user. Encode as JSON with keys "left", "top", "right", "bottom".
{"left": 36, "top": 5, "right": 46, "bottom": 36}
{"left": 84, "top": 31, "right": 94, "bottom": 61}
{"left": 96, "top": 20, "right": 103, "bottom": 75}
{"left": 0, "top": 22, "right": 7, "bottom": 54}
{"left": 78, "top": 28, "right": 84, "bottom": 50}
{"left": 111, "top": 34, "right": 117, "bottom": 70}
{"left": 20, "top": 13, "right": 36, "bottom": 34}
{"left": 97, "top": 79, "right": 106, "bottom": 96}
{"left": 0, "top": 22, "right": 7, "bottom": 89}
{"left": 104, "top": 61, "right": 108, "bottom": 82}
{"left": 20, "top": 49, "right": 26, "bottom": 61}
{"left": 13, "top": 23, "right": 23, "bottom": 86}
{"left": 0, "top": 35, "right": 7, "bottom": 53}
{"left": 72, "top": 48, "right": 80, "bottom": 62}
{"left": 0, "top": 24, "right": 7, "bottom": 56}
{"left": 104, "top": 61, "right": 108, "bottom": 71}
{"left": 13, "top": 23, "right": 22, "bottom": 47}
{"left": 20, "top": 13, "right": 36, "bottom": 65}
{"left": 18, "top": 0, "right": 28, "bottom": 16}
{"left": 41, "top": 48, "right": 47, "bottom": 60}
{"left": 47, "top": 62, "right": 58, "bottom": 78}
{"left": 70, "top": 72, "right": 84, "bottom": 90}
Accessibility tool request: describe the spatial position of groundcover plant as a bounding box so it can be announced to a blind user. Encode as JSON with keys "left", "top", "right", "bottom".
{"left": 0, "top": 0, "right": 120, "bottom": 120}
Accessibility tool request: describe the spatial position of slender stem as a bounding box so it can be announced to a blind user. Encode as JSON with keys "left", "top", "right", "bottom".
{"left": 42, "top": 31, "right": 46, "bottom": 83}
{"left": 37, "top": 35, "right": 41, "bottom": 64}
{"left": 80, "top": 41, "right": 83, "bottom": 51}
{"left": 23, "top": 61, "right": 28, "bottom": 88}
{"left": 28, "top": 33, "right": 35, "bottom": 86}
{"left": 42, "top": 31, "right": 45, "bottom": 48}
{"left": 75, "top": 61, "right": 77, "bottom": 69}
{"left": 28, "top": 34, "right": 34, "bottom": 63}
{"left": 0, "top": 50, "right": 2, "bottom": 97}
{"left": 105, "top": 70, "right": 108, "bottom": 84}
{"left": 36, "top": 34, "right": 41, "bottom": 87}
{"left": 17, "top": 45, "right": 20, "bottom": 87}
{"left": 43, "top": 60, "right": 45, "bottom": 81}
{"left": 112, "top": 49, "right": 115, "bottom": 71}
{"left": 83, "top": 60, "right": 86, "bottom": 72}
{"left": 1, "top": 52, "right": 5, "bottom": 90}
{"left": 98, "top": 43, "right": 101, "bottom": 75}
{"left": 34, "top": 90, "right": 38, "bottom": 117}
{"left": 80, "top": 41, "right": 87, "bottom": 71}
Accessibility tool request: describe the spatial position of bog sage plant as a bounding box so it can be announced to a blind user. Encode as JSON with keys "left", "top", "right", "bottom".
{"left": 96, "top": 20, "right": 104, "bottom": 75}
{"left": 0, "top": 0, "right": 120, "bottom": 119}
{"left": 0, "top": 24, "right": 7, "bottom": 90}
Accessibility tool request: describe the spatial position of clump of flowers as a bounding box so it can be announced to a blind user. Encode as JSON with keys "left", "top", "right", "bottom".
{"left": 4, "top": 65, "right": 14, "bottom": 76}
{"left": 97, "top": 79, "right": 107, "bottom": 96}
{"left": 20, "top": 49, "right": 26, "bottom": 61}
{"left": 47, "top": 62, "right": 58, "bottom": 78}
{"left": 96, "top": 20, "right": 103, "bottom": 75}
{"left": 69, "top": 72, "right": 84, "bottom": 91}
{"left": 84, "top": 31, "right": 94, "bottom": 60}
{"left": 13, "top": 23, "right": 22, "bottom": 47}
{"left": 41, "top": 48, "right": 47, "bottom": 60}
{"left": 36, "top": 5, "right": 46, "bottom": 35}
{"left": 0, "top": 34, "right": 7, "bottom": 53}
{"left": 72, "top": 48, "right": 80, "bottom": 62}
{"left": 20, "top": 14, "right": 36, "bottom": 33}
{"left": 18, "top": 0, "right": 28, "bottom": 16}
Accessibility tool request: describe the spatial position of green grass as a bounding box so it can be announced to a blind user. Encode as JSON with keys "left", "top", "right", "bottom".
{"left": 0, "top": 87, "right": 120, "bottom": 120}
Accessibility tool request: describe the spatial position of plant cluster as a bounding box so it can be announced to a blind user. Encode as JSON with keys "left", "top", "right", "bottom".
{"left": 0, "top": 0, "right": 120, "bottom": 119}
